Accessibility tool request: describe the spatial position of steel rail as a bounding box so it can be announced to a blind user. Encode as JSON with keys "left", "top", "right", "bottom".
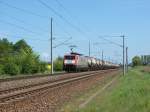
{"left": 0, "top": 72, "right": 66, "bottom": 82}
{"left": 0, "top": 69, "right": 118, "bottom": 104}
{"left": 0, "top": 71, "right": 102, "bottom": 95}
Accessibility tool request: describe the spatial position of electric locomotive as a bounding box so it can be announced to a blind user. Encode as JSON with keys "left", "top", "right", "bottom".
{"left": 63, "top": 52, "right": 119, "bottom": 72}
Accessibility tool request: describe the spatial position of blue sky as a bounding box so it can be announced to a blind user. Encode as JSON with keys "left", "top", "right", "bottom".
{"left": 0, "top": 0, "right": 150, "bottom": 63}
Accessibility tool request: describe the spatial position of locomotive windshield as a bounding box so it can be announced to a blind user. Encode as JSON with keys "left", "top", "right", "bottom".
{"left": 65, "top": 56, "right": 75, "bottom": 60}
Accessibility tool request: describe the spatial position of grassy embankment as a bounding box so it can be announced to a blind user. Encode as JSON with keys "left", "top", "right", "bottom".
{"left": 61, "top": 66, "right": 150, "bottom": 112}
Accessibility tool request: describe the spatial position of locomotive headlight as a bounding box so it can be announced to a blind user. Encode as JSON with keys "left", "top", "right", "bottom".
{"left": 72, "top": 60, "right": 75, "bottom": 64}
{"left": 64, "top": 60, "right": 67, "bottom": 64}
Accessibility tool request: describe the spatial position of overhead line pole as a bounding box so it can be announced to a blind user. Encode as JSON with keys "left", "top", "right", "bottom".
{"left": 126, "top": 47, "right": 128, "bottom": 72}
{"left": 50, "top": 18, "right": 53, "bottom": 75}
{"left": 99, "top": 35, "right": 127, "bottom": 76}
{"left": 121, "top": 35, "right": 125, "bottom": 76}
{"left": 102, "top": 50, "right": 104, "bottom": 66}
{"left": 89, "top": 41, "right": 91, "bottom": 57}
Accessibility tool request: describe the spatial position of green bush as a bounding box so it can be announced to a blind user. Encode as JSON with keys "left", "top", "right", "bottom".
{"left": 21, "top": 63, "right": 32, "bottom": 74}
{"left": 4, "top": 63, "right": 20, "bottom": 75}
{"left": 54, "top": 57, "right": 63, "bottom": 71}
{"left": 0, "top": 65, "right": 4, "bottom": 75}
{"left": 31, "top": 64, "right": 39, "bottom": 74}
{"left": 39, "top": 62, "right": 47, "bottom": 73}
{"left": 20, "top": 55, "right": 46, "bottom": 74}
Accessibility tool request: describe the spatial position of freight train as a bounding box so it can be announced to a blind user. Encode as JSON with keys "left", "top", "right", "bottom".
{"left": 63, "top": 52, "right": 119, "bottom": 72}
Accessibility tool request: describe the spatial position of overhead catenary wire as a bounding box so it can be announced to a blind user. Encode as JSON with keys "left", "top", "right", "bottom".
{"left": 55, "top": 0, "right": 89, "bottom": 32}
{"left": 0, "top": 0, "right": 102, "bottom": 57}
{"left": 37, "top": 0, "right": 90, "bottom": 40}
{"left": 53, "top": 37, "right": 72, "bottom": 48}
{"left": 55, "top": 0, "right": 70, "bottom": 14}
{"left": 99, "top": 36, "right": 123, "bottom": 48}
{"left": 0, "top": 33, "right": 71, "bottom": 43}
{"left": 0, "top": 33, "right": 49, "bottom": 41}
{"left": 0, "top": 0, "right": 49, "bottom": 19}
{"left": 0, "top": 0, "right": 94, "bottom": 62}
{"left": 54, "top": 20, "right": 72, "bottom": 37}
{"left": 37, "top": 0, "right": 92, "bottom": 56}
{"left": 0, "top": 11, "right": 49, "bottom": 33}
{"left": 0, "top": 0, "right": 91, "bottom": 48}
{"left": 0, "top": 19, "right": 47, "bottom": 36}
{"left": 55, "top": 0, "right": 125, "bottom": 62}
{"left": 99, "top": 35, "right": 126, "bottom": 75}
{"left": 0, "top": 1, "right": 74, "bottom": 44}
{"left": 0, "top": 0, "right": 93, "bottom": 40}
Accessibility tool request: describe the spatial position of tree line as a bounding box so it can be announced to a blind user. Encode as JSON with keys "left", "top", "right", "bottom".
{"left": 132, "top": 56, "right": 141, "bottom": 66}
{"left": 0, "top": 38, "right": 48, "bottom": 75}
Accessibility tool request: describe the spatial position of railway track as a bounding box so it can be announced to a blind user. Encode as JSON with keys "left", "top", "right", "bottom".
{"left": 0, "top": 70, "right": 100, "bottom": 95}
{"left": 0, "top": 72, "right": 66, "bottom": 83}
{"left": 0, "top": 69, "right": 118, "bottom": 104}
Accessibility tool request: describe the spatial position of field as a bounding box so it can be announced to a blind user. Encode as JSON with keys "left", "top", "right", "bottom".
{"left": 61, "top": 66, "right": 150, "bottom": 112}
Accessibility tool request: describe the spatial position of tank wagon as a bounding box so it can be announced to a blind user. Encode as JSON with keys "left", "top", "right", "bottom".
{"left": 63, "top": 52, "right": 119, "bottom": 72}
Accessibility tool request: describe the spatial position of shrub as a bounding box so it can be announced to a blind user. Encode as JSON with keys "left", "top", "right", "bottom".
{"left": 39, "top": 62, "right": 47, "bottom": 73}
{"left": 21, "top": 63, "right": 32, "bottom": 74}
{"left": 31, "top": 64, "right": 39, "bottom": 74}
{"left": 4, "top": 63, "right": 20, "bottom": 75}
{"left": 54, "top": 57, "right": 63, "bottom": 71}
{"left": 0, "top": 64, "right": 4, "bottom": 75}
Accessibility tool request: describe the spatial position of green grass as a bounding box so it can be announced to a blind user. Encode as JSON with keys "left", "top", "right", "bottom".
{"left": 61, "top": 67, "right": 150, "bottom": 112}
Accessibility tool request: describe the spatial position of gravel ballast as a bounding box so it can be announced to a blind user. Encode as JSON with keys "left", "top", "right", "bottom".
{"left": 0, "top": 70, "right": 120, "bottom": 112}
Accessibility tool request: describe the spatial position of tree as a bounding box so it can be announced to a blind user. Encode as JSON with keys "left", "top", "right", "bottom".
{"left": 0, "top": 38, "right": 13, "bottom": 57}
{"left": 53, "top": 56, "right": 63, "bottom": 71}
{"left": 132, "top": 56, "right": 142, "bottom": 67}
{"left": 14, "top": 39, "right": 32, "bottom": 54}
{"left": 17, "top": 52, "right": 44, "bottom": 74}
{"left": 0, "top": 38, "right": 47, "bottom": 75}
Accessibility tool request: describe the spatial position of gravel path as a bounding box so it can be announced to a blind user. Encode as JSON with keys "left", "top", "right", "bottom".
{"left": 0, "top": 71, "right": 96, "bottom": 91}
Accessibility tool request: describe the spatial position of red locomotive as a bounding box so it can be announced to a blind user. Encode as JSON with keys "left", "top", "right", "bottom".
{"left": 63, "top": 52, "right": 119, "bottom": 72}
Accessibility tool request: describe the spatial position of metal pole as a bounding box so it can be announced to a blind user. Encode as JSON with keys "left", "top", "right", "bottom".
{"left": 102, "top": 51, "right": 103, "bottom": 61}
{"left": 102, "top": 50, "right": 104, "bottom": 65}
{"left": 89, "top": 41, "right": 91, "bottom": 57}
{"left": 51, "top": 18, "right": 53, "bottom": 74}
{"left": 126, "top": 47, "right": 128, "bottom": 72}
{"left": 122, "top": 35, "right": 125, "bottom": 75}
